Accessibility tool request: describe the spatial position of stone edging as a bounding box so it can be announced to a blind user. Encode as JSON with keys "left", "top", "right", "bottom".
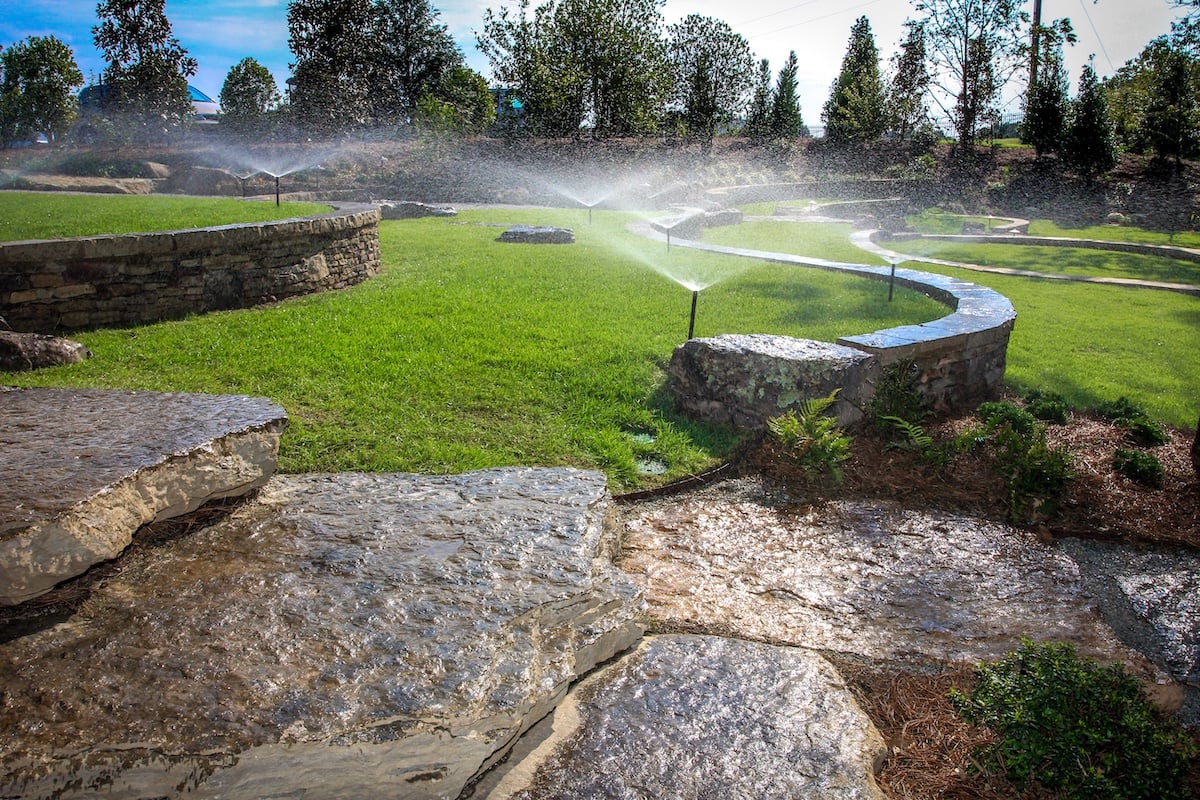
{"left": 629, "top": 218, "right": 1016, "bottom": 411}
{"left": 0, "top": 203, "right": 381, "bottom": 332}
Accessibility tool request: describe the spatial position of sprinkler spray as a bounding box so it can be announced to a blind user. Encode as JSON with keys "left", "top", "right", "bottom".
{"left": 687, "top": 290, "right": 698, "bottom": 339}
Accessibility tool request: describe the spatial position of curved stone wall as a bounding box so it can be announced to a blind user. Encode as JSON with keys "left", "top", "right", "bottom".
{"left": 0, "top": 204, "right": 381, "bottom": 332}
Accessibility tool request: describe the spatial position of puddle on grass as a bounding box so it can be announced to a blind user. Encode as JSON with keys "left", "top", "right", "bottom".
{"left": 636, "top": 458, "right": 668, "bottom": 476}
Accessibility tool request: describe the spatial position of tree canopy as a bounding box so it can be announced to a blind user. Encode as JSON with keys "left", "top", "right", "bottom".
{"left": 0, "top": 36, "right": 83, "bottom": 145}
{"left": 92, "top": 0, "right": 197, "bottom": 135}
{"left": 770, "top": 51, "right": 807, "bottom": 139}
{"left": 666, "top": 14, "right": 754, "bottom": 146}
{"left": 220, "top": 57, "right": 281, "bottom": 137}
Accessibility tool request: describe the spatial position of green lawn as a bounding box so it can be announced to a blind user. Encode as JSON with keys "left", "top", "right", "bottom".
{"left": 709, "top": 216, "right": 1198, "bottom": 428}
{"left": 3, "top": 206, "right": 945, "bottom": 486}
{"left": 0, "top": 191, "right": 331, "bottom": 241}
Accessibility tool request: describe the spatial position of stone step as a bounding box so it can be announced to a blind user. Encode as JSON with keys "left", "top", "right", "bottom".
{"left": 0, "top": 387, "right": 288, "bottom": 606}
{"left": 0, "top": 468, "right": 644, "bottom": 800}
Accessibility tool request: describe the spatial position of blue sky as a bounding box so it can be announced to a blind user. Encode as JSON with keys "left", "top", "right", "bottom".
{"left": 0, "top": 0, "right": 1183, "bottom": 123}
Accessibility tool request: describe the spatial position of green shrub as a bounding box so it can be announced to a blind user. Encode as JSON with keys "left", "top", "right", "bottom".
{"left": 1023, "top": 388, "right": 1070, "bottom": 424}
{"left": 992, "top": 422, "right": 1072, "bottom": 523}
{"left": 951, "top": 640, "right": 1195, "bottom": 800}
{"left": 867, "top": 360, "right": 929, "bottom": 427}
{"left": 976, "top": 401, "right": 1037, "bottom": 437}
{"left": 1113, "top": 448, "right": 1165, "bottom": 488}
{"left": 767, "top": 390, "right": 852, "bottom": 482}
{"left": 1096, "top": 397, "right": 1170, "bottom": 445}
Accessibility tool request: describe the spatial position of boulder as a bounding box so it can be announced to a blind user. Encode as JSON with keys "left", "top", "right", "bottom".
{"left": 378, "top": 200, "right": 458, "bottom": 219}
{"left": 667, "top": 334, "right": 879, "bottom": 429}
{"left": 0, "top": 388, "right": 287, "bottom": 605}
{"left": 0, "top": 330, "right": 91, "bottom": 371}
{"left": 480, "top": 634, "right": 887, "bottom": 800}
{"left": 497, "top": 225, "right": 575, "bottom": 244}
{"left": 0, "top": 468, "right": 644, "bottom": 800}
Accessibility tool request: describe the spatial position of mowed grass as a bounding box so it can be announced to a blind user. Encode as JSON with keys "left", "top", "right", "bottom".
{"left": 706, "top": 216, "right": 1197, "bottom": 427}
{"left": 3, "top": 206, "right": 945, "bottom": 486}
{"left": 0, "top": 191, "right": 331, "bottom": 241}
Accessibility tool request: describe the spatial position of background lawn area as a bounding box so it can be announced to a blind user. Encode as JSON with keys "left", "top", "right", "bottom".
{"left": 3, "top": 206, "right": 945, "bottom": 486}
{"left": 707, "top": 216, "right": 1198, "bottom": 428}
{"left": 0, "top": 191, "right": 331, "bottom": 241}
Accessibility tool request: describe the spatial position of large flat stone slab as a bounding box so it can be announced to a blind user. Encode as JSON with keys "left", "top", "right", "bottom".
{"left": 481, "top": 634, "right": 886, "bottom": 800}
{"left": 0, "top": 468, "right": 644, "bottom": 800}
{"left": 0, "top": 388, "right": 287, "bottom": 605}
{"left": 619, "top": 480, "right": 1149, "bottom": 671}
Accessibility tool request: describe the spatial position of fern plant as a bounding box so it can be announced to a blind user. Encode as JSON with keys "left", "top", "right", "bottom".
{"left": 767, "top": 390, "right": 852, "bottom": 482}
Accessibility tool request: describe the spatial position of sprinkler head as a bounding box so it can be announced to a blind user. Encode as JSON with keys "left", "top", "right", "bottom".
{"left": 687, "top": 290, "right": 698, "bottom": 339}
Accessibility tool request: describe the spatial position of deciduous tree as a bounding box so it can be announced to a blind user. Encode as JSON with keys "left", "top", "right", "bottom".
{"left": 0, "top": 36, "right": 83, "bottom": 145}
{"left": 219, "top": 57, "right": 280, "bottom": 137}
{"left": 287, "top": 0, "right": 377, "bottom": 135}
{"left": 822, "top": 16, "right": 887, "bottom": 144}
{"left": 92, "top": 0, "right": 197, "bottom": 136}
{"left": 373, "top": 0, "right": 462, "bottom": 124}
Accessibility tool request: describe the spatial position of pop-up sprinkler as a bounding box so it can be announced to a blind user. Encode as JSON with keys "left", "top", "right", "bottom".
{"left": 687, "top": 290, "right": 698, "bottom": 339}
{"left": 882, "top": 254, "right": 906, "bottom": 302}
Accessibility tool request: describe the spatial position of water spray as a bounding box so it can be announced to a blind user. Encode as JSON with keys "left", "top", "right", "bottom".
{"left": 687, "top": 289, "right": 698, "bottom": 339}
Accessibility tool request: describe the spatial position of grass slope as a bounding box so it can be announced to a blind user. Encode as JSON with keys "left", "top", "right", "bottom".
{"left": 3, "top": 206, "right": 944, "bottom": 486}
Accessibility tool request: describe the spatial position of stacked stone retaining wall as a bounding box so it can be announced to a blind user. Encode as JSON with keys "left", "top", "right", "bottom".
{"left": 0, "top": 205, "right": 381, "bottom": 332}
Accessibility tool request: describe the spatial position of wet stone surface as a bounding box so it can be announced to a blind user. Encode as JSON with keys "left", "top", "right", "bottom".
{"left": 482, "top": 634, "right": 886, "bottom": 800}
{"left": 618, "top": 478, "right": 1146, "bottom": 671}
{"left": 0, "top": 468, "right": 644, "bottom": 800}
{"left": 0, "top": 387, "right": 287, "bottom": 605}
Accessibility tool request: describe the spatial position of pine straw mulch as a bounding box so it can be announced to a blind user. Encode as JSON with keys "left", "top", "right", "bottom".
{"left": 746, "top": 408, "right": 1200, "bottom": 799}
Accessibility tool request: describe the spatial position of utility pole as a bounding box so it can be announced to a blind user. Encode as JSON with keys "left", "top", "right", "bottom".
{"left": 1029, "top": 0, "right": 1043, "bottom": 99}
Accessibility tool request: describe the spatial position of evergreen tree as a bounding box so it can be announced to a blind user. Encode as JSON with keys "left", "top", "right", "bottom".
{"left": 92, "top": 0, "right": 196, "bottom": 138}
{"left": 1062, "top": 63, "right": 1118, "bottom": 180}
{"left": 954, "top": 36, "right": 1000, "bottom": 144}
{"left": 0, "top": 36, "right": 83, "bottom": 145}
{"left": 219, "top": 57, "right": 280, "bottom": 137}
{"left": 822, "top": 16, "right": 887, "bottom": 144}
{"left": 1022, "top": 19, "right": 1074, "bottom": 158}
{"left": 666, "top": 14, "right": 754, "bottom": 147}
{"left": 1143, "top": 44, "right": 1200, "bottom": 165}
{"left": 743, "top": 57, "right": 773, "bottom": 143}
{"left": 770, "top": 51, "right": 806, "bottom": 139}
{"left": 887, "top": 21, "right": 930, "bottom": 141}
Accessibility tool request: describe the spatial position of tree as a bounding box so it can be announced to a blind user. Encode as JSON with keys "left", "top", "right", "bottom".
{"left": 1062, "top": 62, "right": 1118, "bottom": 180}
{"left": 1143, "top": 43, "right": 1200, "bottom": 165}
{"left": 666, "top": 14, "right": 754, "bottom": 147}
{"left": 743, "top": 57, "right": 773, "bottom": 143}
{"left": 887, "top": 20, "right": 930, "bottom": 141}
{"left": 414, "top": 65, "right": 496, "bottom": 132}
{"left": 287, "top": 0, "right": 377, "bottom": 135}
{"left": 372, "top": 0, "right": 462, "bottom": 125}
{"left": 770, "top": 51, "right": 807, "bottom": 139}
{"left": 219, "top": 57, "right": 280, "bottom": 137}
{"left": 479, "top": 0, "right": 668, "bottom": 138}
{"left": 0, "top": 36, "right": 83, "bottom": 145}
{"left": 1021, "top": 20, "right": 1073, "bottom": 158}
{"left": 823, "top": 16, "right": 888, "bottom": 145}
{"left": 92, "top": 0, "right": 197, "bottom": 137}
{"left": 911, "top": 0, "right": 1027, "bottom": 147}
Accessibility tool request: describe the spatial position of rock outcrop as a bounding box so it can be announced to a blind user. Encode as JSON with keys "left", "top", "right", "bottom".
{"left": 479, "top": 634, "right": 887, "bottom": 800}
{"left": 378, "top": 200, "right": 458, "bottom": 219}
{"left": 497, "top": 226, "right": 574, "bottom": 244}
{"left": 668, "top": 334, "right": 879, "bottom": 429}
{"left": 0, "top": 468, "right": 644, "bottom": 799}
{"left": 0, "top": 330, "right": 91, "bottom": 370}
{"left": 0, "top": 388, "right": 287, "bottom": 605}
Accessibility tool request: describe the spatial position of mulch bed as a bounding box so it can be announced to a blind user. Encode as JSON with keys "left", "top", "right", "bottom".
{"left": 748, "top": 407, "right": 1200, "bottom": 798}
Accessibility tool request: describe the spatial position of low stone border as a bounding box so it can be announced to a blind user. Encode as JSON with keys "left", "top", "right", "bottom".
{"left": 0, "top": 203, "right": 381, "bottom": 332}
{"left": 630, "top": 219, "right": 1016, "bottom": 413}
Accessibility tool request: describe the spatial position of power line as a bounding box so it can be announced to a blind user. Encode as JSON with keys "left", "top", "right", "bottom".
{"left": 1077, "top": 0, "right": 1116, "bottom": 74}
{"left": 733, "top": 0, "right": 825, "bottom": 29}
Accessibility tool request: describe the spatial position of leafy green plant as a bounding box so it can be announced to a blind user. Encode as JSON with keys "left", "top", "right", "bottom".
{"left": 1113, "top": 448, "right": 1165, "bottom": 488}
{"left": 879, "top": 415, "right": 983, "bottom": 466}
{"left": 1095, "top": 396, "right": 1170, "bottom": 445}
{"left": 951, "top": 640, "right": 1195, "bottom": 800}
{"left": 867, "top": 360, "right": 929, "bottom": 427}
{"left": 976, "top": 401, "right": 1037, "bottom": 437}
{"left": 991, "top": 422, "right": 1073, "bottom": 523}
{"left": 1023, "top": 388, "right": 1070, "bottom": 424}
{"left": 767, "top": 390, "right": 852, "bottom": 482}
